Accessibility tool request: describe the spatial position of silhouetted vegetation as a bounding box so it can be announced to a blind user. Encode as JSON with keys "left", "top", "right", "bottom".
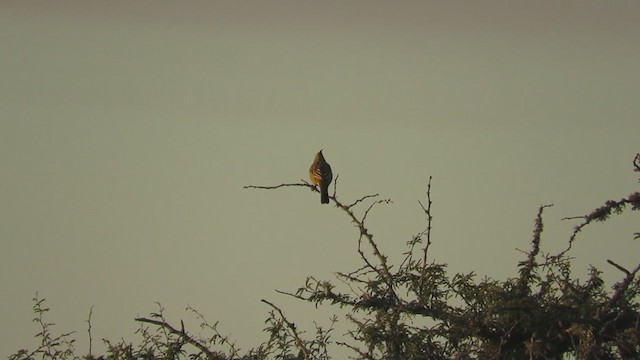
{"left": 11, "top": 154, "right": 640, "bottom": 359}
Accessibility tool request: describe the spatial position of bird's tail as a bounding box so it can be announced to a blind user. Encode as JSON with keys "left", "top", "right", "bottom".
{"left": 320, "top": 184, "right": 330, "bottom": 204}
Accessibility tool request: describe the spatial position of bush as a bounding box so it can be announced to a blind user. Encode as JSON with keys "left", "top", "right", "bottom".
{"left": 11, "top": 154, "right": 640, "bottom": 360}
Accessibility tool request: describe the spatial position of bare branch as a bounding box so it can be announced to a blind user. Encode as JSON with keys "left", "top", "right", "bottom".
{"left": 356, "top": 233, "right": 383, "bottom": 277}
{"left": 361, "top": 198, "right": 392, "bottom": 226}
{"left": 87, "top": 305, "right": 94, "bottom": 357}
{"left": 555, "top": 155, "right": 640, "bottom": 258}
{"left": 244, "top": 177, "right": 340, "bottom": 205}
{"left": 332, "top": 173, "right": 340, "bottom": 197}
{"left": 337, "top": 341, "right": 375, "bottom": 359}
{"left": 561, "top": 215, "right": 586, "bottom": 221}
{"left": 243, "top": 181, "right": 313, "bottom": 190}
{"left": 556, "top": 193, "right": 640, "bottom": 258}
{"left": 420, "top": 176, "right": 434, "bottom": 267}
{"left": 134, "top": 317, "right": 223, "bottom": 360}
{"left": 607, "top": 259, "right": 631, "bottom": 276}
{"left": 347, "top": 194, "right": 380, "bottom": 209}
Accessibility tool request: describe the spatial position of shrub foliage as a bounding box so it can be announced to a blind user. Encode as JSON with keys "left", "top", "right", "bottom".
{"left": 11, "top": 154, "right": 640, "bottom": 360}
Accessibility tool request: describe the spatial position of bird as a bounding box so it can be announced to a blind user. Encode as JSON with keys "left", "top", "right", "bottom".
{"left": 309, "top": 150, "right": 333, "bottom": 204}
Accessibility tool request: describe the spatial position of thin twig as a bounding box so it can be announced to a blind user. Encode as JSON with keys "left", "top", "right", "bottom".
{"left": 347, "top": 194, "right": 380, "bottom": 210}
{"left": 417, "top": 177, "right": 436, "bottom": 296}
{"left": 243, "top": 181, "right": 312, "bottom": 190}
{"left": 87, "top": 305, "right": 94, "bottom": 357}
{"left": 361, "top": 199, "right": 392, "bottom": 226}
{"left": 561, "top": 215, "right": 586, "bottom": 221}
{"left": 356, "top": 233, "right": 379, "bottom": 274}
{"left": 419, "top": 176, "right": 434, "bottom": 267}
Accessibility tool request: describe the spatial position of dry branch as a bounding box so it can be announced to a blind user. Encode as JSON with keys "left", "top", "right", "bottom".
{"left": 134, "top": 317, "right": 223, "bottom": 360}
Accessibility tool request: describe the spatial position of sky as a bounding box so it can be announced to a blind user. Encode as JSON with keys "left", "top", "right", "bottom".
{"left": 1, "top": 1, "right": 639, "bottom": 357}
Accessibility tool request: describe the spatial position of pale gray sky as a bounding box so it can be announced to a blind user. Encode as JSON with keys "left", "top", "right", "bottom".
{"left": 1, "top": 1, "right": 639, "bottom": 357}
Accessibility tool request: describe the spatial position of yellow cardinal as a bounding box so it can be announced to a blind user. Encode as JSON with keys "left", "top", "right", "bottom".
{"left": 309, "top": 150, "right": 333, "bottom": 204}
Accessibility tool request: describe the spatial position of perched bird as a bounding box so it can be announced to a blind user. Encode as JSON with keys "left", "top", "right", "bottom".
{"left": 309, "top": 150, "right": 333, "bottom": 204}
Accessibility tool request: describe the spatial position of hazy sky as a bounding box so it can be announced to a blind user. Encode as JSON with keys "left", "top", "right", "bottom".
{"left": 2, "top": 1, "right": 639, "bottom": 357}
